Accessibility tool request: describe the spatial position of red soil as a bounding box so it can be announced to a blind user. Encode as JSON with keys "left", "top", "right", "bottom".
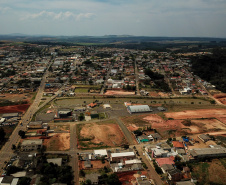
{"left": 0, "top": 104, "right": 30, "bottom": 113}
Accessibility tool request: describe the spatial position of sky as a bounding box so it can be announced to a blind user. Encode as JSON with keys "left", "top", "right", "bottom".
{"left": 0, "top": 0, "right": 226, "bottom": 37}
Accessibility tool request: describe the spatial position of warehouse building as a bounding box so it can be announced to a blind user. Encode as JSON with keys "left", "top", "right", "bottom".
{"left": 110, "top": 152, "right": 136, "bottom": 162}
{"left": 127, "top": 105, "right": 152, "bottom": 114}
{"left": 189, "top": 147, "right": 226, "bottom": 159}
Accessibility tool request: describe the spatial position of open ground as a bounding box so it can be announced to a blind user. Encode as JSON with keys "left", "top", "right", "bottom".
{"left": 77, "top": 120, "right": 128, "bottom": 149}
{"left": 0, "top": 104, "right": 30, "bottom": 114}
{"left": 191, "top": 159, "right": 226, "bottom": 185}
{"left": 165, "top": 109, "right": 226, "bottom": 119}
{"left": 26, "top": 133, "right": 70, "bottom": 151}
{"left": 214, "top": 93, "right": 226, "bottom": 105}
{"left": 0, "top": 93, "right": 33, "bottom": 103}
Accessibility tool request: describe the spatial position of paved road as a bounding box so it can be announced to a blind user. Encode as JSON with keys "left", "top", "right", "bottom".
{"left": 114, "top": 117, "right": 135, "bottom": 145}
{"left": 136, "top": 145, "right": 163, "bottom": 185}
{"left": 100, "top": 62, "right": 112, "bottom": 95}
{"left": 70, "top": 124, "right": 79, "bottom": 185}
{"left": 195, "top": 78, "right": 224, "bottom": 106}
{"left": 134, "top": 61, "right": 140, "bottom": 95}
{"left": 0, "top": 60, "right": 53, "bottom": 174}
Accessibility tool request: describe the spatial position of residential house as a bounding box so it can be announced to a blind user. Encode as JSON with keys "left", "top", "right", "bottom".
{"left": 21, "top": 139, "right": 43, "bottom": 151}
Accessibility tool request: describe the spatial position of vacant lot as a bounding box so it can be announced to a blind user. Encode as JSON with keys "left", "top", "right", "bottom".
{"left": 141, "top": 114, "right": 226, "bottom": 138}
{"left": 105, "top": 90, "right": 135, "bottom": 95}
{"left": 79, "top": 160, "right": 110, "bottom": 170}
{"left": 77, "top": 120, "right": 128, "bottom": 149}
{"left": 74, "top": 88, "right": 89, "bottom": 93}
{"left": 43, "top": 133, "right": 70, "bottom": 151}
{"left": 165, "top": 109, "right": 226, "bottom": 120}
{"left": 120, "top": 114, "right": 150, "bottom": 130}
{"left": 0, "top": 93, "right": 33, "bottom": 103}
{"left": 192, "top": 159, "right": 226, "bottom": 185}
{"left": 214, "top": 93, "right": 226, "bottom": 105}
{"left": 0, "top": 104, "right": 30, "bottom": 113}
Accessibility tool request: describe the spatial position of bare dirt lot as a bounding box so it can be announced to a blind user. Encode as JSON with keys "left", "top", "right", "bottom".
{"left": 165, "top": 109, "right": 226, "bottom": 120}
{"left": 214, "top": 93, "right": 226, "bottom": 105}
{"left": 0, "top": 104, "right": 30, "bottom": 113}
{"left": 123, "top": 113, "right": 226, "bottom": 138}
{"left": 120, "top": 115, "right": 150, "bottom": 131}
{"left": 43, "top": 133, "right": 70, "bottom": 151}
{"left": 77, "top": 121, "right": 128, "bottom": 149}
{"left": 79, "top": 160, "right": 110, "bottom": 170}
{"left": 104, "top": 90, "right": 135, "bottom": 95}
{"left": 117, "top": 171, "right": 148, "bottom": 185}
{"left": 0, "top": 93, "right": 33, "bottom": 102}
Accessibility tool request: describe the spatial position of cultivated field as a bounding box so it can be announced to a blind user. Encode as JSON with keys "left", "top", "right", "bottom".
{"left": 77, "top": 120, "right": 128, "bottom": 149}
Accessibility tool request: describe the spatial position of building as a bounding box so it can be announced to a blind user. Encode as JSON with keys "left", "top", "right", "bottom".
{"left": 176, "top": 181, "right": 195, "bottom": 185}
{"left": 94, "top": 149, "right": 108, "bottom": 157}
{"left": 58, "top": 109, "right": 72, "bottom": 118}
{"left": 198, "top": 134, "right": 211, "bottom": 143}
{"left": 21, "top": 139, "right": 43, "bottom": 151}
{"left": 47, "top": 158, "right": 62, "bottom": 166}
{"left": 2, "top": 113, "right": 19, "bottom": 119}
{"left": 168, "top": 168, "right": 183, "bottom": 181}
{"left": 127, "top": 105, "right": 152, "bottom": 114}
{"left": 189, "top": 148, "right": 226, "bottom": 159}
{"left": 137, "top": 135, "right": 150, "bottom": 143}
{"left": 0, "top": 176, "right": 19, "bottom": 185}
{"left": 27, "top": 121, "right": 43, "bottom": 129}
{"left": 85, "top": 173, "right": 100, "bottom": 184}
{"left": 155, "top": 157, "right": 175, "bottom": 167}
{"left": 110, "top": 152, "right": 136, "bottom": 162}
{"left": 172, "top": 141, "right": 184, "bottom": 149}
{"left": 161, "top": 164, "right": 175, "bottom": 174}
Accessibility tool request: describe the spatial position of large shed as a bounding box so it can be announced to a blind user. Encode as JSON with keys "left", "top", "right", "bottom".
{"left": 127, "top": 105, "right": 152, "bottom": 114}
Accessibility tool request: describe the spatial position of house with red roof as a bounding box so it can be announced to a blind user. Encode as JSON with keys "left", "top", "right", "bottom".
{"left": 155, "top": 156, "right": 175, "bottom": 167}
{"left": 172, "top": 141, "right": 184, "bottom": 149}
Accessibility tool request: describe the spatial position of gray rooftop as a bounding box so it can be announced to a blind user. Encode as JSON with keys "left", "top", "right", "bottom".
{"left": 128, "top": 105, "right": 151, "bottom": 113}
{"left": 21, "top": 139, "right": 43, "bottom": 146}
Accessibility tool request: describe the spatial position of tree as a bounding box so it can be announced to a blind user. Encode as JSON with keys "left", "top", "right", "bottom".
{"left": 79, "top": 169, "right": 85, "bottom": 177}
{"left": 122, "top": 144, "right": 129, "bottom": 150}
{"left": 133, "top": 129, "right": 142, "bottom": 136}
{"left": 18, "top": 130, "right": 26, "bottom": 138}
{"left": 11, "top": 144, "right": 16, "bottom": 150}
{"left": 18, "top": 177, "right": 31, "bottom": 185}
{"left": 6, "top": 166, "right": 23, "bottom": 175}
{"left": 0, "top": 128, "right": 6, "bottom": 142}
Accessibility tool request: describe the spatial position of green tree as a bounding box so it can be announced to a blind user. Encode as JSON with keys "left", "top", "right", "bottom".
{"left": 18, "top": 177, "right": 31, "bottom": 185}
{"left": 18, "top": 130, "right": 26, "bottom": 139}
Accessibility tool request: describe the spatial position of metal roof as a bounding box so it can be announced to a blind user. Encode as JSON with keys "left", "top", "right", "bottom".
{"left": 127, "top": 105, "right": 151, "bottom": 113}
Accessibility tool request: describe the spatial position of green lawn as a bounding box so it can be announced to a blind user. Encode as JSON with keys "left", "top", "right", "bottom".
{"left": 74, "top": 88, "right": 89, "bottom": 93}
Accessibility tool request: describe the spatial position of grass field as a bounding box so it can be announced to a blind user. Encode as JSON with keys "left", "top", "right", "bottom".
{"left": 191, "top": 159, "right": 226, "bottom": 185}
{"left": 74, "top": 88, "right": 89, "bottom": 93}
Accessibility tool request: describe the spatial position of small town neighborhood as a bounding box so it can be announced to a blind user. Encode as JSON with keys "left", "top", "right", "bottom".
{"left": 0, "top": 41, "right": 226, "bottom": 185}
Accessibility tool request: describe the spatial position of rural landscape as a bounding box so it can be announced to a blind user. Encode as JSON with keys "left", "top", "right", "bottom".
{"left": 0, "top": 36, "right": 226, "bottom": 185}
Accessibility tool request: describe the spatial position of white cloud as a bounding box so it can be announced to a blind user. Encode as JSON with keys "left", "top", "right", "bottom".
{"left": 0, "top": 6, "right": 10, "bottom": 13}
{"left": 20, "top": 10, "right": 95, "bottom": 21}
